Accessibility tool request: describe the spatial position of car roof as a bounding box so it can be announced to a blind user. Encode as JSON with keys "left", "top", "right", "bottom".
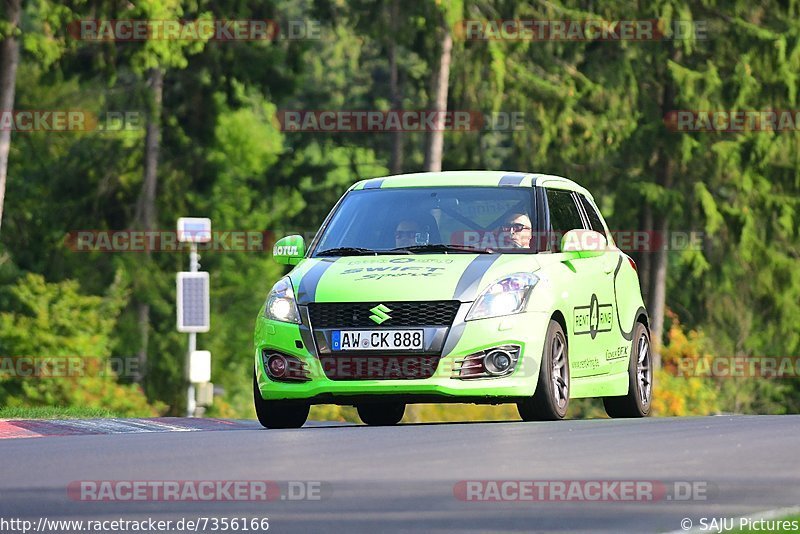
{"left": 351, "top": 170, "right": 593, "bottom": 199}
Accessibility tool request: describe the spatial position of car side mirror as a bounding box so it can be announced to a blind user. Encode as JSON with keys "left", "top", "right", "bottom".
{"left": 561, "top": 229, "right": 608, "bottom": 258}
{"left": 272, "top": 235, "right": 305, "bottom": 265}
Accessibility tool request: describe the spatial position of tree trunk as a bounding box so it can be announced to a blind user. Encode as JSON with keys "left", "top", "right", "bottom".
{"left": 135, "top": 68, "right": 163, "bottom": 234}
{"left": 133, "top": 67, "right": 164, "bottom": 384}
{"left": 649, "top": 214, "right": 669, "bottom": 370}
{"left": 638, "top": 204, "right": 653, "bottom": 304}
{"left": 0, "top": 0, "right": 22, "bottom": 235}
{"left": 648, "top": 50, "right": 678, "bottom": 368}
{"left": 388, "top": 0, "right": 403, "bottom": 174}
{"left": 423, "top": 23, "right": 452, "bottom": 172}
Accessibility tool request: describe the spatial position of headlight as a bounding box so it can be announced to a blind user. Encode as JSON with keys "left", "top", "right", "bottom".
{"left": 264, "top": 277, "right": 301, "bottom": 324}
{"left": 465, "top": 273, "right": 539, "bottom": 321}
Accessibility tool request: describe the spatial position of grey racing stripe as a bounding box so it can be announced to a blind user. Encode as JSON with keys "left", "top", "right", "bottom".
{"left": 298, "top": 307, "right": 318, "bottom": 357}
{"left": 295, "top": 259, "right": 338, "bottom": 305}
{"left": 362, "top": 178, "right": 384, "bottom": 189}
{"left": 498, "top": 172, "right": 526, "bottom": 186}
{"left": 440, "top": 303, "right": 472, "bottom": 356}
{"left": 452, "top": 255, "right": 501, "bottom": 301}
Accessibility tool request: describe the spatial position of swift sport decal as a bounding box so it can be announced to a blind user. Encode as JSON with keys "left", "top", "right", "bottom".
{"left": 340, "top": 265, "right": 446, "bottom": 281}
{"left": 573, "top": 293, "right": 613, "bottom": 339}
{"left": 341, "top": 257, "right": 454, "bottom": 266}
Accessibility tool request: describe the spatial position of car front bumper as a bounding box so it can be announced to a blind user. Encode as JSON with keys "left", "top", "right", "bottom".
{"left": 254, "top": 304, "right": 549, "bottom": 404}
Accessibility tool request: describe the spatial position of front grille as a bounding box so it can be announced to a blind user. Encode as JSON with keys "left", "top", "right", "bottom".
{"left": 307, "top": 301, "right": 460, "bottom": 328}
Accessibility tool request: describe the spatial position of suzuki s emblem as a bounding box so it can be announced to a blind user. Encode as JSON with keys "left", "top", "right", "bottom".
{"left": 369, "top": 304, "right": 392, "bottom": 325}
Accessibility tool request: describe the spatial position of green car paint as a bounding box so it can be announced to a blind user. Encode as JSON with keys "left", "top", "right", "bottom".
{"left": 255, "top": 171, "right": 650, "bottom": 418}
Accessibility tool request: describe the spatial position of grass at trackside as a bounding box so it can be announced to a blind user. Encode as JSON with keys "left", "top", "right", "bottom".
{"left": 0, "top": 406, "right": 121, "bottom": 420}
{"left": 729, "top": 514, "right": 800, "bottom": 533}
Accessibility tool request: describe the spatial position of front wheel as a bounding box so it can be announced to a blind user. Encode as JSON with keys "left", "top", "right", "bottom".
{"left": 518, "top": 319, "right": 570, "bottom": 421}
{"left": 253, "top": 373, "right": 309, "bottom": 429}
{"left": 603, "top": 322, "right": 652, "bottom": 418}
{"left": 356, "top": 402, "right": 405, "bottom": 426}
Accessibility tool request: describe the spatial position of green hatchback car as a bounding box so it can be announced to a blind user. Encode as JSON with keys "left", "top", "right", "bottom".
{"left": 254, "top": 171, "right": 652, "bottom": 428}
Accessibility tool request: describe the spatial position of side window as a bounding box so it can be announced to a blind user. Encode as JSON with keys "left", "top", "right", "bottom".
{"left": 579, "top": 195, "right": 606, "bottom": 236}
{"left": 547, "top": 189, "right": 583, "bottom": 233}
{"left": 546, "top": 189, "right": 584, "bottom": 252}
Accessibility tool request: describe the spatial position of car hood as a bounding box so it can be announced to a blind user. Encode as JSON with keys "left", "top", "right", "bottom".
{"left": 289, "top": 254, "right": 540, "bottom": 304}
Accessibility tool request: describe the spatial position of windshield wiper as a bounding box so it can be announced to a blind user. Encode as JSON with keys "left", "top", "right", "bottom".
{"left": 390, "top": 244, "right": 492, "bottom": 254}
{"left": 316, "top": 247, "right": 410, "bottom": 257}
{"left": 316, "top": 247, "right": 379, "bottom": 257}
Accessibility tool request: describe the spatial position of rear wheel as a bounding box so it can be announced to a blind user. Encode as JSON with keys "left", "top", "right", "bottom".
{"left": 518, "top": 319, "right": 570, "bottom": 421}
{"left": 603, "top": 322, "right": 652, "bottom": 418}
{"left": 356, "top": 402, "right": 406, "bottom": 426}
{"left": 253, "top": 373, "right": 309, "bottom": 429}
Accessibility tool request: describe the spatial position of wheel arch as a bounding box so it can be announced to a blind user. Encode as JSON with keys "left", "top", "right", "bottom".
{"left": 550, "top": 309, "right": 569, "bottom": 347}
{"left": 635, "top": 310, "right": 650, "bottom": 332}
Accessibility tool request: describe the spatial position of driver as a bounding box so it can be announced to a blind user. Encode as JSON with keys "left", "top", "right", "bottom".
{"left": 499, "top": 212, "right": 533, "bottom": 249}
{"left": 394, "top": 219, "right": 424, "bottom": 248}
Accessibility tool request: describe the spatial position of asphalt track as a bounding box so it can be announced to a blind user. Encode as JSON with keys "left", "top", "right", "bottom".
{"left": 1, "top": 415, "right": 799, "bottom": 533}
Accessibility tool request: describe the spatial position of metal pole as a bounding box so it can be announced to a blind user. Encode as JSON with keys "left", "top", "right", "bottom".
{"left": 186, "top": 242, "right": 199, "bottom": 417}
{"left": 187, "top": 333, "right": 196, "bottom": 417}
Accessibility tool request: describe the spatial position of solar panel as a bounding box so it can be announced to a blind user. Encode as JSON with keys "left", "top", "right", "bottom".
{"left": 176, "top": 272, "right": 210, "bottom": 332}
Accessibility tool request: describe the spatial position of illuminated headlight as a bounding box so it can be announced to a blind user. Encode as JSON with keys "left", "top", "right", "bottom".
{"left": 465, "top": 273, "right": 538, "bottom": 321}
{"left": 264, "top": 277, "right": 301, "bottom": 324}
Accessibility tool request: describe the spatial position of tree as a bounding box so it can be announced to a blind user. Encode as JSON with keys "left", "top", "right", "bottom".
{"left": 0, "top": 0, "right": 21, "bottom": 235}
{"left": 119, "top": 1, "right": 209, "bottom": 385}
{"left": 423, "top": 0, "right": 462, "bottom": 171}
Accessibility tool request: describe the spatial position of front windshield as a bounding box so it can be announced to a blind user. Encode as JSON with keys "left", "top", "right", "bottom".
{"left": 312, "top": 187, "right": 537, "bottom": 255}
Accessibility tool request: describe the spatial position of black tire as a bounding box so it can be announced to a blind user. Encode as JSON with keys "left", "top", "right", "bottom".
{"left": 356, "top": 402, "right": 406, "bottom": 426}
{"left": 253, "top": 373, "right": 309, "bottom": 429}
{"left": 603, "top": 322, "right": 652, "bottom": 418}
{"left": 518, "top": 319, "right": 570, "bottom": 421}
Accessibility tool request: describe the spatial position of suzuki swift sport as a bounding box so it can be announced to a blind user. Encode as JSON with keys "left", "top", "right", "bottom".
{"left": 254, "top": 171, "right": 652, "bottom": 428}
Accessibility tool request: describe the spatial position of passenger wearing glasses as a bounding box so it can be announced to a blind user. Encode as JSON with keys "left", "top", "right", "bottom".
{"left": 499, "top": 213, "right": 533, "bottom": 249}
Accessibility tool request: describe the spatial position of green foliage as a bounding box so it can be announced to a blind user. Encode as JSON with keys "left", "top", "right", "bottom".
{"left": 0, "top": 273, "right": 160, "bottom": 416}
{"left": 0, "top": 406, "right": 122, "bottom": 419}
{"left": 653, "top": 312, "right": 721, "bottom": 416}
{"left": 655, "top": 311, "right": 795, "bottom": 416}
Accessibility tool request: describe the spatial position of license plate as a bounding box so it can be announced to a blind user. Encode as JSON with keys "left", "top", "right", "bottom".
{"left": 332, "top": 330, "right": 424, "bottom": 351}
